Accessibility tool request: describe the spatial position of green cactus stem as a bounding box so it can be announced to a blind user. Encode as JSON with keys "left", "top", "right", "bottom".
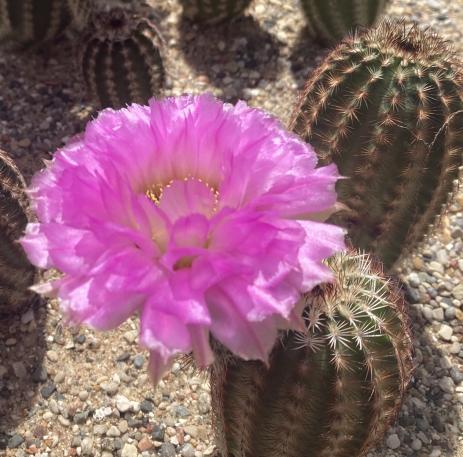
{"left": 180, "top": 0, "right": 252, "bottom": 24}
{"left": 299, "top": 0, "right": 390, "bottom": 45}
{"left": 81, "top": 8, "right": 165, "bottom": 109}
{"left": 0, "top": 0, "right": 73, "bottom": 47}
{"left": 290, "top": 21, "right": 463, "bottom": 270}
{"left": 210, "top": 250, "right": 413, "bottom": 457}
{"left": 0, "top": 149, "right": 37, "bottom": 317}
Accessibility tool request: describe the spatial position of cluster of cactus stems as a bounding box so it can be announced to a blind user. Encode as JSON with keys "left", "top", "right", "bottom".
{"left": 291, "top": 21, "right": 463, "bottom": 270}
{"left": 300, "top": 0, "right": 390, "bottom": 45}
{"left": 0, "top": 149, "right": 37, "bottom": 316}
{"left": 210, "top": 251, "right": 413, "bottom": 457}
{"left": 81, "top": 8, "right": 165, "bottom": 109}
{"left": 0, "top": 0, "right": 75, "bottom": 47}
{"left": 180, "top": 0, "right": 252, "bottom": 24}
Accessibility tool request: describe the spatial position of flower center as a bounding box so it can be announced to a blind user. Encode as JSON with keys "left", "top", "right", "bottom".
{"left": 145, "top": 177, "right": 220, "bottom": 217}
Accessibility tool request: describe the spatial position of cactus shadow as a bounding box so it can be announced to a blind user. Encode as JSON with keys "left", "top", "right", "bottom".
{"left": 288, "top": 26, "right": 331, "bottom": 90}
{"left": 177, "top": 14, "right": 283, "bottom": 102}
{"left": 0, "top": 37, "right": 92, "bottom": 181}
{"left": 369, "top": 287, "right": 462, "bottom": 456}
{"left": 0, "top": 297, "right": 47, "bottom": 448}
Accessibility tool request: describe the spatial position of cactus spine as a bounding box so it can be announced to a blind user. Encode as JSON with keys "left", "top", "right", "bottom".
{"left": 290, "top": 21, "right": 463, "bottom": 270}
{"left": 299, "top": 0, "right": 390, "bottom": 45}
{"left": 180, "top": 0, "right": 252, "bottom": 24}
{"left": 0, "top": 0, "right": 73, "bottom": 47}
{"left": 81, "top": 8, "right": 165, "bottom": 109}
{"left": 0, "top": 149, "right": 37, "bottom": 316}
{"left": 210, "top": 251, "right": 413, "bottom": 457}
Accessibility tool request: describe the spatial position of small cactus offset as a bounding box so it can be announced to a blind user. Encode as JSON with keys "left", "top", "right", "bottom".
{"left": 300, "top": 0, "right": 390, "bottom": 45}
{"left": 290, "top": 21, "right": 463, "bottom": 270}
{"left": 0, "top": 0, "right": 73, "bottom": 47}
{"left": 210, "top": 251, "right": 413, "bottom": 457}
{"left": 81, "top": 8, "right": 165, "bottom": 109}
{"left": 0, "top": 149, "right": 37, "bottom": 317}
{"left": 180, "top": 0, "right": 252, "bottom": 24}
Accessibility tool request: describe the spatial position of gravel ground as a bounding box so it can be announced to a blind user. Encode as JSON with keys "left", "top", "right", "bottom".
{"left": 0, "top": 0, "right": 462, "bottom": 456}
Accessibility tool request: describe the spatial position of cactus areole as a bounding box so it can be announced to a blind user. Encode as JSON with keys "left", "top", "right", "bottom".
{"left": 291, "top": 21, "right": 463, "bottom": 269}
{"left": 210, "top": 251, "right": 413, "bottom": 457}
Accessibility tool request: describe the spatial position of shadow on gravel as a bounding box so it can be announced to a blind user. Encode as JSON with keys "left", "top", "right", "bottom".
{"left": 369, "top": 285, "right": 462, "bottom": 456}
{"left": 0, "top": 37, "right": 92, "bottom": 182}
{"left": 177, "top": 14, "right": 283, "bottom": 102}
{"left": 288, "top": 26, "right": 330, "bottom": 90}
{"left": 0, "top": 297, "right": 47, "bottom": 450}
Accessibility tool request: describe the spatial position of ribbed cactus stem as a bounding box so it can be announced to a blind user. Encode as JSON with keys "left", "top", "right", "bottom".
{"left": 300, "top": 0, "right": 390, "bottom": 45}
{"left": 81, "top": 8, "right": 165, "bottom": 109}
{"left": 210, "top": 251, "right": 413, "bottom": 457}
{"left": 180, "top": 0, "right": 252, "bottom": 24}
{"left": 290, "top": 21, "right": 463, "bottom": 270}
{"left": 0, "top": 0, "right": 73, "bottom": 47}
{"left": 0, "top": 149, "right": 37, "bottom": 316}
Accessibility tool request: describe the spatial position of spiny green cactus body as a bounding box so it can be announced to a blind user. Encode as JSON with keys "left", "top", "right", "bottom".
{"left": 211, "top": 251, "right": 413, "bottom": 457}
{"left": 180, "top": 0, "right": 252, "bottom": 24}
{"left": 81, "top": 8, "right": 165, "bottom": 109}
{"left": 290, "top": 22, "right": 463, "bottom": 269}
{"left": 0, "top": 0, "right": 73, "bottom": 47}
{"left": 300, "top": 0, "right": 389, "bottom": 45}
{"left": 0, "top": 149, "right": 37, "bottom": 317}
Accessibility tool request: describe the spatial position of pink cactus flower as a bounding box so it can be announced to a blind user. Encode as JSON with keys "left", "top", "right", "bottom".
{"left": 21, "top": 94, "right": 345, "bottom": 384}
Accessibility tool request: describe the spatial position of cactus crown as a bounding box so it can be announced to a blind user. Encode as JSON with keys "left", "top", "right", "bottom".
{"left": 291, "top": 20, "right": 463, "bottom": 269}
{"left": 0, "top": 149, "right": 36, "bottom": 316}
{"left": 210, "top": 251, "right": 413, "bottom": 457}
{"left": 81, "top": 7, "right": 165, "bottom": 109}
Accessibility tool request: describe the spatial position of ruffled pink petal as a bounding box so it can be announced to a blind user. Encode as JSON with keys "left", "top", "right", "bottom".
{"left": 206, "top": 279, "right": 279, "bottom": 361}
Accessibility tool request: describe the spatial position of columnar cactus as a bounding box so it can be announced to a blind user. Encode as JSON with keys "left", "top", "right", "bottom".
{"left": 299, "top": 0, "right": 390, "bottom": 45}
{"left": 179, "top": 0, "right": 252, "bottom": 24}
{"left": 81, "top": 8, "right": 165, "bottom": 109}
{"left": 0, "top": 0, "right": 73, "bottom": 47}
{"left": 0, "top": 149, "right": 37, "bottom": 316}
{"left": 210, "top": 251, "right": 413, "bottom": 457}
{"left": 290, "top": 21, "right": 463, "bottom": 269}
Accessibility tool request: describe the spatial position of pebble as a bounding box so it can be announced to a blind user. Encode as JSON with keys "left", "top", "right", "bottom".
{"left": 46, "top": 350, "right": 59, "bottom": 362}
{"left": 121, "top": 443, "right": 139, "bottom": 457}
{"left": 7, "top": 435, "right": 24, "bottom": 449}
{"left": 133, "top": 354, "right": 145, "bottom": 369}
{"left": 138, "top": 436, "right": 154, "bottom": 451}
{"left": 386, "top": 434, "right": 400, "bottom": 450}
{"left": 411, "top": 438, "right": 422, "bottom": 450}
{"left": 116, "top": 395, "right": 132, "bottom": 413}
{"left": 439, "top": 376, "right": 455, "bottom": 393}
{"left": 140, "top": 399, "right": 154, "bottom": 413}
{"left": 40, "top": 383, "right": 56, "bottom": 399}
{"left": 101, "top": 381, "right": 119, "bottom": 395}
{"left": 182, "top": 443, "right": 196, "bottom": 457}
{"left": 160, "top": 443, "right": 177, "bottom": 457}
{"left": 438, "top": 324, "right": 453, "bottom": 341}
{"left": 81, "top": 437, "right": 94, "bottom": 455}
{"left": 106, "top": 426, "right": 121, "bottom": 437}
{"left": 78, "top": 390, "right": 89, "bottom": 401}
